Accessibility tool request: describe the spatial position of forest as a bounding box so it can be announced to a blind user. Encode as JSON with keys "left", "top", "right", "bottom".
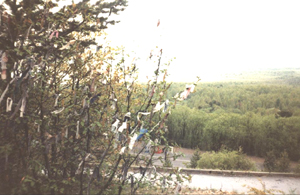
{"left": 166, "top": 69, "right": 300, "bottom": 162}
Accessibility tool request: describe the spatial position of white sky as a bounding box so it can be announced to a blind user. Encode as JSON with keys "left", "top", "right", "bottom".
{"left": 105, "top": 0, "right": 300, "bottom": 82}
{"left": 1, "top": 0, "right": 300, "bottom": 82}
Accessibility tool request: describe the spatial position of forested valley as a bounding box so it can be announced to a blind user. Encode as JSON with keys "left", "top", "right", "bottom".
{"left": 165, "top": 69, "right": 300, "bottom": 162}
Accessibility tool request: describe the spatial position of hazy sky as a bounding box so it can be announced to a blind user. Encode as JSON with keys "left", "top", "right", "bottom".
{"left": 1, "top": 0, "right": 300, "bottom": 82}
{"left": 105, "top": 0, "right": 300, "bottom": 82}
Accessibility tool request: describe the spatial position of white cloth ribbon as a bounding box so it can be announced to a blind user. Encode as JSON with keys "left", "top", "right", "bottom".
{"left": 128, "top": 134, "right": 138, "bottom": 150}
{"left": 1, "top": 51, "right": 7, "bottom": 80}
{"left": 174, "top": 84, "right": 196, "bottom": 101}
{"left": 111, "top": 98, "right": 117, "bottom": 110}
{"left": 153, "top": 102, "right": 164, "bottom": 113}
{"left": 111, "top": 119, "right": 120, "bottom": 132}
{"left": 137, "top": 112, "right": 151, "bottom": 122}
{"left": 124, "top": 112, "right": 131, "bottom": 120}
{"left": 59, "top": 40, "right": 76, "bottom": 50}
{"left": 20, "top": 97, "right": 26, "bottom": 117}
{"left": 65, "top": 127, "right": 68, "bottom": 138}
{"left": 0, "top": 77, "right": 16, "bottom": 104}
{"left": 6, "top": 97, "right": 12, "bottom": 112}
{"left": 76, "top": 121, "right": 80, "bottom": 139}
{"left": 54, "top": 94, "right": 60, "bottom": 107}
{"left": 118, "top": 122, "right": 127, "bottom": 133}
{"left": 75, "top": 153, "right": 91, "bottom": 174}
{"left": 163, "top": 99, "right": 169, "bottom": 113}
{"left": 119, "top": 146, "right": 126, "bottom": 154}
{"left": 51, "top": 107, "right": 64, "bottom": 114}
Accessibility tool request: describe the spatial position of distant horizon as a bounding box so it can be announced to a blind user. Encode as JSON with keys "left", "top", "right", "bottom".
{"left": 135, "top": 66, "right": 300, "bottom": 83}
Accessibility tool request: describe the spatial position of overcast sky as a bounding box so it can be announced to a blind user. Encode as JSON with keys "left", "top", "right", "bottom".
{"left": 1, "top": 0, "right": 300, "bottom": 82}
{"left": 105, "top": 0, "right": 300, "bottom": 82}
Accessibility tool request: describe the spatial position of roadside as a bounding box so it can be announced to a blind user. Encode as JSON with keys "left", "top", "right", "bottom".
{"left": 131, "top": 146, "right": 300, "bottom": 194}
{"left": 137, "top": 146, "right": 298, "bottom": 173}
{"left": 175, "top": 147, "right": 299, "bottom": 171}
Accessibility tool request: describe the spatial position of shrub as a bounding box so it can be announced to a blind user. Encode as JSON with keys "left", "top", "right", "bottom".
{"left": 263, "top": 150, "right": 277, "bottom": 172}
{"left": 196, "top": 148, "right": 256, "bottom": 171}
{"left": 276, "top": 150, "right": 290, "bottom": 172}
{"left": 189, "top": 149, "right": 201, "bottom": 168}
{"left": 294, "top": 162, "right": 300, "bottom": 174}
{"left": 263, "top": 150, "right": 290, "bottom": 172}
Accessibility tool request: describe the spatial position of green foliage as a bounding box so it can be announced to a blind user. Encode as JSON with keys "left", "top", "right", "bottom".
{"left": 196, "top": 148, "right": 256, "bottom": 171}
{"left": 263, "top": 150, "right": 290, "bottom": 172}
{"left": 166, "top": 74, "right": 300, "bottom": 165}
{"left": 163, "top": 159, "right": 172, "bottom": 168}
{"left": 263, "top": 150, "right": 277, "bottom": 172}
{"left": 294, "top": 161, "right": 300, "bottom": 174}
{"left": 189, "top": 149, "right": 201, "bottom": 168}
{"left": 276, "top": 150, "right": 290, "bottom": 172}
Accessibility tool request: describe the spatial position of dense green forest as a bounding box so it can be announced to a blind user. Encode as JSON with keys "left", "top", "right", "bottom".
{"left": 166, "top": 69, "right": 300, "bottom": 161}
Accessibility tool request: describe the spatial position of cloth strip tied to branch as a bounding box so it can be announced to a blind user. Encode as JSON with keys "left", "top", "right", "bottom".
{"left": 6, "top": 97, "right": 12, "bottom": 112}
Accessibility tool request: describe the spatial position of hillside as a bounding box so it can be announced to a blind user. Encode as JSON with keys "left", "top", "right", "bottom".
{"left": 163, "top": 68, "right": 300, "bottom": 168}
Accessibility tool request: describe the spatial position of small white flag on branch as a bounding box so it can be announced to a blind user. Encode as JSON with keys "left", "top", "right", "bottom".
{"left": 65, "top": 127, "right": 68, "bottom": 138}
{"left": 59, "top": 40, "right": 76, "bottom": 50}
{"left": 75, "top": 153, "right": 91, "bottom": 174}
{"left": 1, "top": 51, "right": 8, "bottom": 80}
{"left": 153, "top": 102, "right": 164, "bottom": 113}
{"left": 153, "top": 99, "right": 169, "bottom": 113}
{"left": 137, "top": 112, "right": 150, "bottom": 122}
{"left": 128, "top": 134, "right": 138, "bottom": 150}
{"left": 0, "top": 77, "right": 16, "bottom": 104}
{"left": 20, "top": 97, "right": 26, "bottom": 117}
{"left": 111, "top": 119, "right": 120, "bottom": 132}
{"left": 54, "top": 94, "right": 60, "bottom": 107}
{"left": 51, "top": 107, "right": 64, "bottom": 115}
{"left": 118, "top": 122, "right": 127, "bottom": 133}
{"left": 6, "top": 97, "right": 12, "bottom": 112}
{"left": 163, "top": 99, "right": 169, "bottom": 113}
{"left": 119, "top": 146, "right": 126, "bottom": 154}
{"left": 174, "top": 84, "right": 196, "bottom": 101}
{"left": 124, "top": 112, "right": 131, "bottom": 122}
{"left": 76, "top": 121, "right": 80, "bottom": 139}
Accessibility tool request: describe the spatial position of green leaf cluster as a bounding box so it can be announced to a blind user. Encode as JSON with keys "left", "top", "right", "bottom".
{"left": 196, "top": 148, "right": 256, "bottom": 171}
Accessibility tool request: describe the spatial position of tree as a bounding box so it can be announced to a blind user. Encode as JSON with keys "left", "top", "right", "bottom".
{"left": 0, "top": 1, "right": 198, "bottom": 194}
{"left": 263, "top": 150, "right": 277, "bottom": 172}
{"left": 189, "top": 149, "right": 201, "bottom": 168}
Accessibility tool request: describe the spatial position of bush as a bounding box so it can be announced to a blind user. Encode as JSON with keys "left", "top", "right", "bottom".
{"left": 263, "top": 150, "right": 290, "bottom": 172}
{"left": 276, "top": 150, "right": 290, "bottom": 172}
{"left": 196, "top": 148, "right": 256, "bottom": 171}
{"left": 294, "top": 162, "right": 300, "bottom": 174}
{"left": 189, "top": 149, "right": 201, "bottom": 168}
{"left": 263, "top": 150, "right": 277, "bottom": 172}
